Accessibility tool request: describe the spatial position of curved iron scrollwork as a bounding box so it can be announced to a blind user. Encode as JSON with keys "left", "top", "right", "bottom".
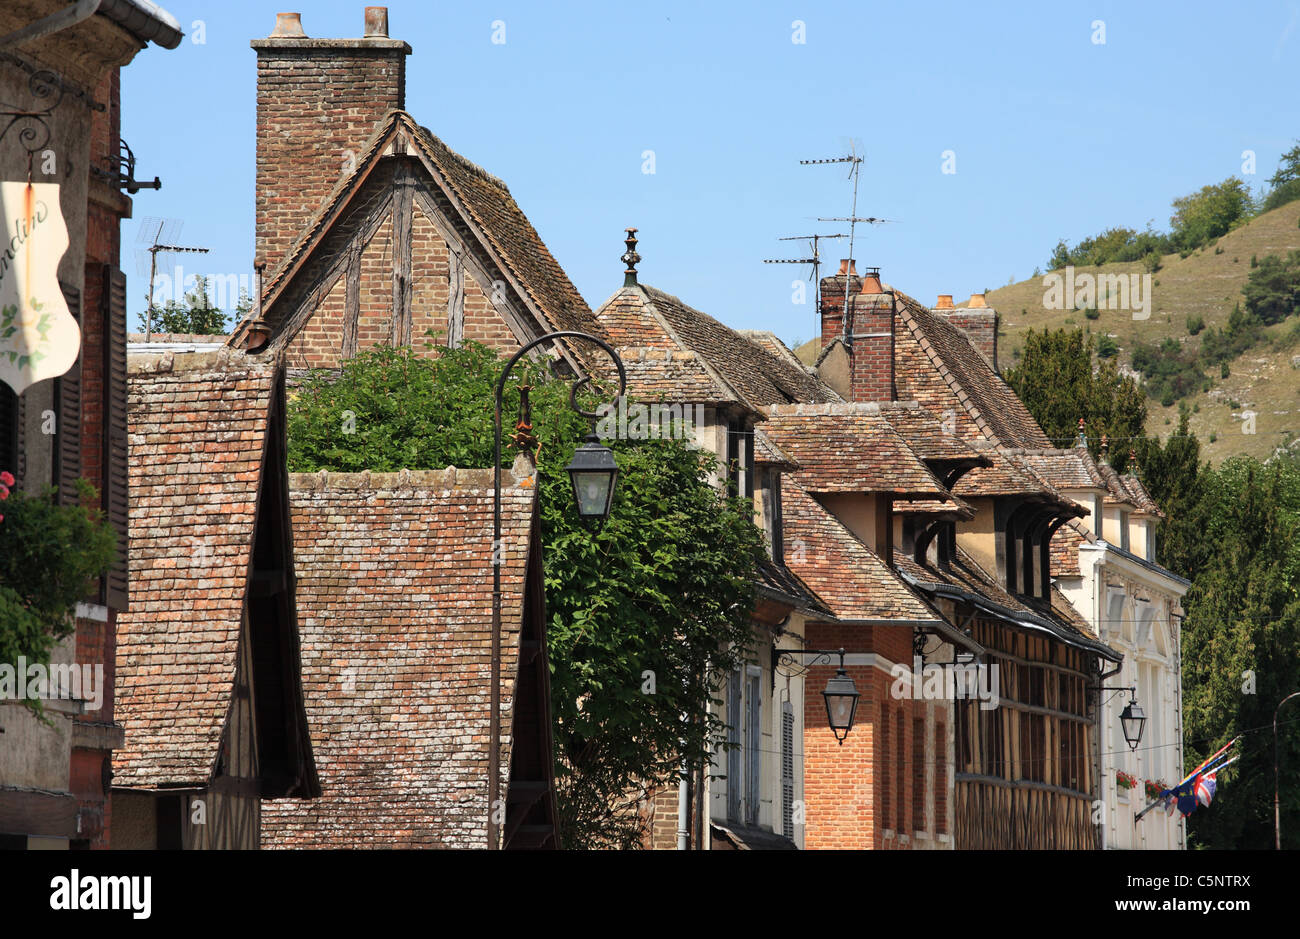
{"left": 0, "top": 68, "right": 64, "bottom": 157}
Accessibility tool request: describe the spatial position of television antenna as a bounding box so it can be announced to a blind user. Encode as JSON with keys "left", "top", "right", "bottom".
{"left": 800, "top": 145, "right": 896, "bottom": 342}
{"left": 142, "top": 218, "right": 209, "bottom": 340}
{"left": 763, "top": 232, "right": 847, "bottom": 311}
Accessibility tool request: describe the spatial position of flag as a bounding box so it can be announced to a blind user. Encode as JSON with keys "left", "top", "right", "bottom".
{"left": 1173, "top": 777, "right": 1200, "bottom": 817}
{"left": 1196, "top": 773, "right": 1218, "bottom": 808}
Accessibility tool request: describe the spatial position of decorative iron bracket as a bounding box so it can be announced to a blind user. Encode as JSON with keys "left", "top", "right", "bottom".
{"left": 0, "top": 68, "right": 63, "bottom": 157}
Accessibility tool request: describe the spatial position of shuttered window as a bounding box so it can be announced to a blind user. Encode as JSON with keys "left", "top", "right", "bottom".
{"left": 781, "top": 700, "right": 795, "bottom": 838}
{"left": 726, "top": 670, "right": 741, "bottom": 822}
{"left": 912, "top": 716, "right": 927, "bottom": 832}
{"left": 54, "top": 282, "right": 82, "bottom": 506}
{"left": 745, "top": 671, "right": 761, "bottom": 825}
{"left": 0, "top": 381, "right": 17, "bottom": 482}
{"left": 102, "top": 266, "right": 129, "bottom": 610}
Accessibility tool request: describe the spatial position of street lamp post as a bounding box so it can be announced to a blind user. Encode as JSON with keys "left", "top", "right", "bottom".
{"left": 1275, "top": 691, "right": 1300, "bottom": 850}
{"left": 489, "top": 330, "right": 626, "bottom": 849}
{"left": 773, "top": 648, "right": 861, "bottom": 744}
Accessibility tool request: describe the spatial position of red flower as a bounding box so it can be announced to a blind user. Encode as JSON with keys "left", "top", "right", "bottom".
{"left": 0, "top": 470, "right": 13, "bottom": 487}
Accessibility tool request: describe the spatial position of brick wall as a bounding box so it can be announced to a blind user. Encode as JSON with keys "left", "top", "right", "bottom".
{"left": 942, "top": 310, "right": 999, "bottom": 370}
{"left": 820, "top": 269, "right": 895, "bottom": 403}
{"left": 285, "top": 273, "right": 346, "bottom": 369}
{"left": 252, "top": 30, "right": 410, "bottom": 273}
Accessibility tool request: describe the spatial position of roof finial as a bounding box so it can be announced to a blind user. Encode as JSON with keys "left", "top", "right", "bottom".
{"left": 622, "top": 227, "right": 641, "bottom": 287}
{"left": 1128, "top": 448, "right": 1139, "bottom": 476}
{"left": 1099, "top": 433, "right": 1109, "bottom": 463}
{"left": 1076, "top": 417, "right": 1087, "bottom": 448}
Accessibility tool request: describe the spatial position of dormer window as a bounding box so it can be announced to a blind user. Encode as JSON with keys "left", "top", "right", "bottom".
{"left": 1119, "top": 510, "right": 1130, "bottom": 552}
{"left": 726, "top": 419, "right": 754, "bottom": 500}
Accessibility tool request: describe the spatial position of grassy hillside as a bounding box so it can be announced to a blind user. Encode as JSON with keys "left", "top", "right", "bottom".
{"left": 987, "top": 199, "right": 1300, "bottom": 463}
{"left": 793, "top": 201, "right": 1300, "bottom": 464}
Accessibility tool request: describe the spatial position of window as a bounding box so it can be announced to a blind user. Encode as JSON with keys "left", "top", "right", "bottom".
{"left": 746, "top": 670, "right": 761, "bottom": 825}
{"left": 726, "top": 670, "right": 741, "bottom": 821}
{"left": 725, "top": 421, "right": 753, "bottom": 500}
{"left": 912, "top": 716, "right": 926, "bottom": 832}
{"left": 781, "top": 701, "right": 795, "bottom": 838}
{"left": 768, "top": 470, "right": 784, "bottom": 561}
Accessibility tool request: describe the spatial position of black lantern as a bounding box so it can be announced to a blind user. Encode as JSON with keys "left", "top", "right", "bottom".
{"left": 1120, "top": 695, "right": 1146, "bottom": 751}
{"left": 566, "top": 434, "right": 619, "bottom": 525}
{"left": 822, "top": 655, "right": 860, "bottom": 745}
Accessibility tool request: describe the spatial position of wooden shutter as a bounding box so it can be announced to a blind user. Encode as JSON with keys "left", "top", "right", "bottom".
{"left": 54, "top": 282, "right": 82, "bottom": 506}
{"left": 726, "top": 671, "right": 741, "bottom": 821}
{"left": 746, "top": 671, "right": 761, "bottom": 825}
{"left": 102, "top": 266, "right": 129, "bottom": 610}
{"left": 0, "top": 381, "right": 17, "bottom": 483}
{"left": 781, "top": 700, "right": 794, "bottom": 838}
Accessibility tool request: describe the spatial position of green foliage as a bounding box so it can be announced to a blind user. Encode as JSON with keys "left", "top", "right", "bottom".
{"left": 1083, "top": 306, "right": 1100, "bottom": 320}
{"left": 0, "top": 480, "right": 117, "bottom": 699}
{"left": 1179, "top": 459, "right": 1300, "bottom": 848}
{"left": 1242, "top": 249, "right": 1300, "bottom": 325}
{"left": 285, "top": 340, "right": 766, "bottom": 848}
{"left": 1199, "top": 303, "right": 1265, "bottom": 367}
{"left": 138, "top": 275, "right": 232, "bottom": 335}
{"left": 1170, "top": 177, "right": 1256, "bottom": 252}
{"left": 1047, "top": 225, "right": 1171, "bottom": 271}
{"left": 1003, "top": 327, "right": 1145, "bottom": 460}
{"left": 1187, "top": 314, "right": 1205, "bottom": 336}
{"left": 1261, "top": 142, "right": 1300, "bottom": 212}
{"left": 1131, "top": 337, "right": 1206, "bottom": 405}
{"left": 1096, "top": 334, "right": 1119, "bottom": 358}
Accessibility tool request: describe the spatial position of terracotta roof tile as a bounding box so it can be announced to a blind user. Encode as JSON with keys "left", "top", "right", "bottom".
{"left": 114, "top": 349, "right": 278, "bottom": 789}
{"left": 753, "top": 428, "right": 799, "bottom": 469}
{"left": 780, "top": 480, "right": 938, "bottom": 622}
{"left": 260, "top": 468, "right": 537, "bottom": 849}
{"left": 761, "top": 403, "right": 949, "bottom": 497}
{"left": 594, "top": 285, "right": 840, "bottom": 413}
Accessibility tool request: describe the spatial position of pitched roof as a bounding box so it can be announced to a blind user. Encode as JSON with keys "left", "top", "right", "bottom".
{"left": 114, "top": 349, "right": 279, "bottom": 789}
{"left": 245, "top": 110, "right": 602, "bottom": 352}
{"left": 761, "top": 403, "right": 949, "bottom": 498}
{"left": 894, "top": 548, "right": 1114, "bottom": 655}
{"left": 1120, "top": 472, "right": 1163, "bottom": 517}
{"left": 593, "top": 284, "right": 840, "bottom": 412}
{"left": 893, "top": 291, "right": 1051, "bottom": 448}
{"left": 753, "top": 428, "right": 799, "bottom": 469}
{"left": 873, "top": 401, "right": 992, "bottom": 466}
{"left": 1051, "top": 519, "right": 1090, "bottom": 577}
{"left": 1010, "top": 448, "right": 1108, "bottom": 491}
{"left": 780, "top": 480, "right": 938, "bottom": 623}
{"left": 260, "top": 467, "right": 539, "bottom": 849}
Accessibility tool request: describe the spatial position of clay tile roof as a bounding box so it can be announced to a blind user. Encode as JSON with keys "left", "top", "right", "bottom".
{"left": 1013, "top": 447, "right": 1107, "bottom": 491}
{"left": 760, "top": 403, "right": 949, "bottom": 497}
{"left": 614, "top": 346, "right": 730, "bottom": 403}
{"left": 873, "top": 401, "right": 991, "bottom": 464}
{"left": 1050, "top": 518, "right": 1091, "bottom": 577}
{"left": 781, "top": 480, "right": 938, "bottom": 622}
{"left": 1097, "top": 461, "right": 1137, "bottom": 507}
{"left": 894, "top": 496, "right": 976, "bottom": 520}
{"left": 114, "top": 349, "right": 278, "bottom": 789}
{"left": 594, "top": 284, "right": 840, "bottom": 412}
{"left": 753, "top": 428, "right": 799, "bottom": 469}
{"left": 1121, "top": 473, "right": 1163, "bottom": 517}
{"left": 895, "top": 548, "right": 1104, "bottom": 645}
{"left": 893, "top": 290, "right": 1051, "bottom": 448}
{"left": 260, "top": 468, "right": 537, "bottom": 849}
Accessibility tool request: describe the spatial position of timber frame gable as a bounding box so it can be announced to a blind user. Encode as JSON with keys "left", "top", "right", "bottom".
{"left": 232, "top": 110, "right": 601, "bottom": 376}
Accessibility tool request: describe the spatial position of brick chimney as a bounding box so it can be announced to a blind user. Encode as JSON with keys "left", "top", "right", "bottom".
{"left": 251, "top": 8, "right": 411, "bottom": 273}
{"left": 818, "top": 264, "right": 894, "bottom": 402}
{"left": 938, "top": 293, "right": 999, "bottom": 371}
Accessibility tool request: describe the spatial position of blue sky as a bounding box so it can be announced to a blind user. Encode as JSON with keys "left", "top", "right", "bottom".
{"left": 122, "top": 1, "right": 1300, "bottom": 346}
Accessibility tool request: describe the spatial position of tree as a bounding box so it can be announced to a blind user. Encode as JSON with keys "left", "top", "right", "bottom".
{"left": 1242, "top": 250, "right": 1300, "bottom": 325}
{"left": 1169, "top": 177, "right": 1256, "bottom": 252}
{"left": 1179, "top": 459, "right": 1300, "bottom": 848}
{"left": 1262, "top": 141, "right": 1300, "bottom": 212}
{"left": 1003, "top": 327, "right": 1146, "bottom": 464}
{"left": 286, "top": 340, "right": 767, "bottom": 847}
{"left": 138, "top": 274, "right": 230, "bottom": 335}
{"left": 0, "top": 479, "right": 117, "bottom": 713}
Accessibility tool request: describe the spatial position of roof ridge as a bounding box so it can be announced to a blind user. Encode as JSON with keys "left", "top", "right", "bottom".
{"left": 400, "top": 112, "right": 510, "bottom": 192}
{"left": 289, "top": 465, "right": 535, "bottom": 492}
{"left": 127, "top": 347, "right": 272, "bottom": 376}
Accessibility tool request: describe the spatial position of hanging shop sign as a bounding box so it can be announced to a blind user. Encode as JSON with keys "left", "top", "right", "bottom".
{"left": 0, "top": 180, "right": 78, "bottom": 395}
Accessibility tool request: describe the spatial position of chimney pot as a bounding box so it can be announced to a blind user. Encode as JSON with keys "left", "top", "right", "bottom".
{"left": 935, "top": 294, "right": 954, "bottom": 309}
{"left": 364, "top": 7, "right": 389, "bottom": 38}
{"left": 270, "top": 12, "right": 306, "bottom": 38}
{"left": 968, "top": 293, "right": 987, "bottom": 308}
{"left": 860, "top": 266, "right": 882, "bottom": 294}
